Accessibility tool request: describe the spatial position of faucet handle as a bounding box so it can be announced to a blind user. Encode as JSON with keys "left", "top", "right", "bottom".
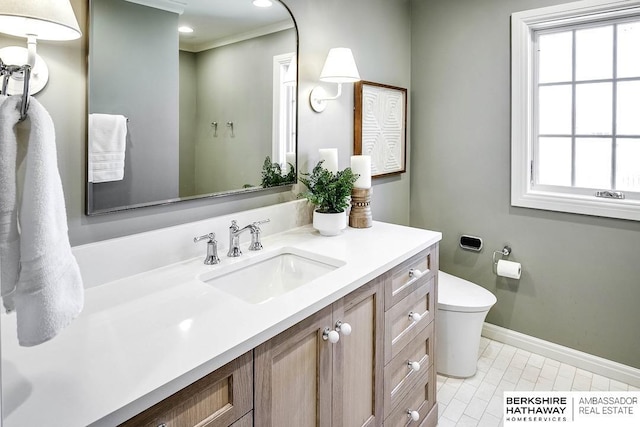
{"left": 194, "top": 233, "right": 220, "bottom": 265}
{"left": 248, "top": 219, "right": 269, "bottom": 251}
{"left": 194, "top": 233, "right": 216, "bottom": 243}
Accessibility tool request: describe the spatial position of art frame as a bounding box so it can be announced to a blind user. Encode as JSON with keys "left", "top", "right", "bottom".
{"left": 354, "top": 81, "right": 407, "bottom": 178}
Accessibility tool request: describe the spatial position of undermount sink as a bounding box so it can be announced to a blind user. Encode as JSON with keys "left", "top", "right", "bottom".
{"left": 198, "top": 247, "right": 345, "bottom": 304}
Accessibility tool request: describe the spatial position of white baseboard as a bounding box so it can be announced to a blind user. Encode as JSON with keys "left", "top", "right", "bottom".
{"left": 482, "top": 323, "right": 640, "bottom": 388}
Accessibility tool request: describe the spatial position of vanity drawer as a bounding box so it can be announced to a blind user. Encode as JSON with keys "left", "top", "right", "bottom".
{"left": 384, "top": 322, "right": 434, "bottom": 416}
{"left": 384, "top": 275, "right": 435, "bottom": 364}
{"left": 385, "top": 246, "right": 436, "bottom": 310}
{"left": 119, "top": 351, "right": 253, "bottom": 427}
{"left": 384, "top": 367, "right": 436, "bottom": 427}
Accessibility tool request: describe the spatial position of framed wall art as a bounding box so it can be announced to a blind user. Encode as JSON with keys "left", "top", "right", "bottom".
{"left": 354, "top": 81, "right": 407, "bottom": 178}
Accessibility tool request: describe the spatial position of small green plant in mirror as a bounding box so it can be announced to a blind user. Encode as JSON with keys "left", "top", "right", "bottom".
{"left": 298, "top": 161, "right": 359, "bottom": 214}
{"left": 261, "top": 156, "right": 296, "bottom": 188}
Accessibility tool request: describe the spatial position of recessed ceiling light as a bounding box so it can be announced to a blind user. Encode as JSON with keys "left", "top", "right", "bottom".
{"left": 178, "top": 26, "right": 194, "bottom": 33}
{"left": 253, "top": 0, "right": 273, "bottom": 7}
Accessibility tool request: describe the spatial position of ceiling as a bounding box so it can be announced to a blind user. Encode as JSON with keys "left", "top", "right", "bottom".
{"left": 177, "top": 0, "right": 293, "bottom": 52}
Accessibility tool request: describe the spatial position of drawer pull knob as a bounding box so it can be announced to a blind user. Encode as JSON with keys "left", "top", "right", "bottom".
{"left": 408, "top": 311, "right": 422, "bottom": 323}
{"left": 322, "top": 327, "right": 340, "bottom": 343}
{"left": 409, "top": 268, "right": 424, "bottom": 279}
{"left": 335, "top": 320, "right": 352, "bottom": 336}
{"left": 407, "top": 410, "right": 420, "bottom": 422}
{"left": 408, "top": 360, "right": 421, "bottom": 372}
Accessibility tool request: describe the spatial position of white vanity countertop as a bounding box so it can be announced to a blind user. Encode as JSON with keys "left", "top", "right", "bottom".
{"left": 1, "top": 222, "right": 441, "bottom": 427}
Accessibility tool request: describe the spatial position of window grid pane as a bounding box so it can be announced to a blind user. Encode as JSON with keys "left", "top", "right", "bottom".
{"left": 616, "top": 81, "right": 640, "bottom": 134}
{"left": 538, "top": 85, "right": 573, "bottom": 134}
{"left": 575, "top": 82, "right": 612, "bottom": 135}
{"left": 616, "top": 138, "right": 640, "bottom": 191}
{"left": 539, "top": 32, "right": 573, "bottom": 83}
{"left": 538, "top": 137, "right": 572, "bottom": 186}
{"left": 575, "top": 138, "right": 613, "bottom": 188}
{"left": 535, "top": 20, "right": 640, "bottom": 192}
{"left": 618, "top": 21, "right": 640, "bottom": 78}
{"left": 576, "top": 26, "right": 613, "bottom": 81}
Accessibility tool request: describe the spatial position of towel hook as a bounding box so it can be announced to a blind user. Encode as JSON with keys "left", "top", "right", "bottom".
{"left": 211, "top": 121, "right": 218, "bottom": 137}
{"left": 18, "top": 66, "right": 31, "bottom": 121}
{"left": 0, "top": 58, "right": 32, "bottom": 121}
{"left": 226, "top": 121, "right": 235, "bottom": 137}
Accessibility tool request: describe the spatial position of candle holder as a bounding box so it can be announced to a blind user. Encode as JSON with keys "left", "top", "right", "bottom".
{"left": 349, "top": 187, "right": 372, "bottom": 228}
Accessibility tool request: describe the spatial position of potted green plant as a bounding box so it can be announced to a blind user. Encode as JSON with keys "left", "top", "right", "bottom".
{"left": 299, "top": 160, "right": 359, "bottom": 236}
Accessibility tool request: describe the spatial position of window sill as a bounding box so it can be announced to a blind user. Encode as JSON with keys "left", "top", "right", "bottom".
{"left": 511, "top": 188, "right": 640, "bottom": 221}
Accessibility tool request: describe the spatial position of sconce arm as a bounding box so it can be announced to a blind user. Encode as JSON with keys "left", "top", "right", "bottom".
{"left": 26, "top": 35, "right": 37, "bottom": 68}
{"left": 310, "top": 83, "right": 344, "bottom": 113}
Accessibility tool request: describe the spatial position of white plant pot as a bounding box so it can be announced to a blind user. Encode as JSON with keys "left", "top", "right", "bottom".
{"left": 313, "top": 210, "right": 347, "bottom": 236}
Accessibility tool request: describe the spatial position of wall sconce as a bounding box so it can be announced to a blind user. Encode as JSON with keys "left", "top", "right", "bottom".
{"left": 309, "top": 47, "right": 360, "bottom": 113}
{"left": 0, "top": 0, "right": 82, "bottom": 95}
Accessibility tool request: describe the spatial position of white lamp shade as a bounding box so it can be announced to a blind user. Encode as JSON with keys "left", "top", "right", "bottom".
{"left": 283, "top": 53, "right": 297, "bottom": 86}
{"left": 319, "top": 47, "right": 360, "bottom": 83}
{"left": 0, "top": 0, "right": 81, "bottom": 41}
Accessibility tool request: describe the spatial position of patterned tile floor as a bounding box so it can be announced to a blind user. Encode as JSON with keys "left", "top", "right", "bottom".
{"left": 436, "top": 337, "right": 639, "bottom": 426}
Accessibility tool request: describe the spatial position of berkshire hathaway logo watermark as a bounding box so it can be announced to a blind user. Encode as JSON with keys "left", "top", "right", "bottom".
{"left": 504, "top": 391, "right": 639, "bottom": 426}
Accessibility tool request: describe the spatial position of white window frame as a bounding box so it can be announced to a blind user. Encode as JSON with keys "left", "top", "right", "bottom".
{"left": 511, "top": 0, "right": 640, "bottom": 221}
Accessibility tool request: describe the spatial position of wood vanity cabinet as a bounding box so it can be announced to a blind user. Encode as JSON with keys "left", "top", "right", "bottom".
{"left": 254, "top": 275, "right": 385, "bottom": 427}
{"left": 121, "top": 244, "right": 438, "bottom": 427}
{"left": 119, "top": 351, "right": 253, "bottom": 427}
{"left": 254, "top": 243, "right": 438, "bottom": 427}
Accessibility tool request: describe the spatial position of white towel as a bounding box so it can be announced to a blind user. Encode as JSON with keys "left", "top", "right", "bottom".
{"left": 0, "top": 95, "right": 21, "bottom": 308}
{"left": 88, "top": 113, "right": 127, "bottom": 183}
{"left": 0, "top": 96, "right": 84, "bottom": 347}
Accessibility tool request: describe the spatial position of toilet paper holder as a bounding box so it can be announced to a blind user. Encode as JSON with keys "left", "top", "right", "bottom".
{"left": 492, "top": 245, "right": 512, "bottom": 273}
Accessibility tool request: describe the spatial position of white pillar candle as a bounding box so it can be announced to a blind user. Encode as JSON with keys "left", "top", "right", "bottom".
{"left": 285, "top": 152, "right": 296, "bottom": 174}
{"left": 319, "top": 148, "right": 338, "bottom": 173}
{"left": 351, "top": 155, "right": 372, "bottom": 188}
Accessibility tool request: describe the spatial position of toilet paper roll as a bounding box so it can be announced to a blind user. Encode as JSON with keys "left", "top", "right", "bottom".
{"left": 497, "top": 259, "right": 521, "bottom": 279}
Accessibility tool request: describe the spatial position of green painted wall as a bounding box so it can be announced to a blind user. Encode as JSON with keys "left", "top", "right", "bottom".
{"left": 409, "top": 0, "right": 640, "bottom": 368}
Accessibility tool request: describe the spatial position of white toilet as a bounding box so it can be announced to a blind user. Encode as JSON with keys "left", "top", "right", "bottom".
{"left": 437, "top": 270, "right": 497, "bottom": 378}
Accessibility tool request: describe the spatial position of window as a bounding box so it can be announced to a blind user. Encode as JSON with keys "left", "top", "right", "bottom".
{"left": 511, "top": 0, "right": 640, "bottom": 221}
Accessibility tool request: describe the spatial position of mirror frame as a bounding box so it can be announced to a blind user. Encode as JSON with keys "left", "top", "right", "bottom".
{"left": 85, "top": 0, "right": 299, "bottom": 215}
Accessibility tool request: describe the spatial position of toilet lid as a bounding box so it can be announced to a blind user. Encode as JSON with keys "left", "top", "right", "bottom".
{"left": 438, "top": 271, "right": 497, "bottom": 313}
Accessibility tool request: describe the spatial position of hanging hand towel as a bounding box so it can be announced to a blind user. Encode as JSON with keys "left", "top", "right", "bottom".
{"left": 88, "top": 113, "right": 127, "bottom": 183}
{"left": 1, "top": 96, "right": 84, "bottom": 347}
{"left": 0, "top": 96, "right": 21, "bottom": 308}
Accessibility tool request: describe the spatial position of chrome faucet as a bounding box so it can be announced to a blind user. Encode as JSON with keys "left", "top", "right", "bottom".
{"left": 227, "top": 219, "right": 270, "bottom": 257}
{"left": 193, "top": 233, "right": 221, "bottom": 265}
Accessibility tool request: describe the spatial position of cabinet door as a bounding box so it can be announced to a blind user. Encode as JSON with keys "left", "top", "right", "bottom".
{"left": 254, "top": 306, "right": 333, "bottom": 427}
{"left": 332, "top": 276, "right": 384, "bottom": 427}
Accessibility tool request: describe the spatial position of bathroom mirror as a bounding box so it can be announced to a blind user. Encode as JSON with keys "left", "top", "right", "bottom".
{"left": 87, "top": 0, "right": 298, "bottom": 215}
